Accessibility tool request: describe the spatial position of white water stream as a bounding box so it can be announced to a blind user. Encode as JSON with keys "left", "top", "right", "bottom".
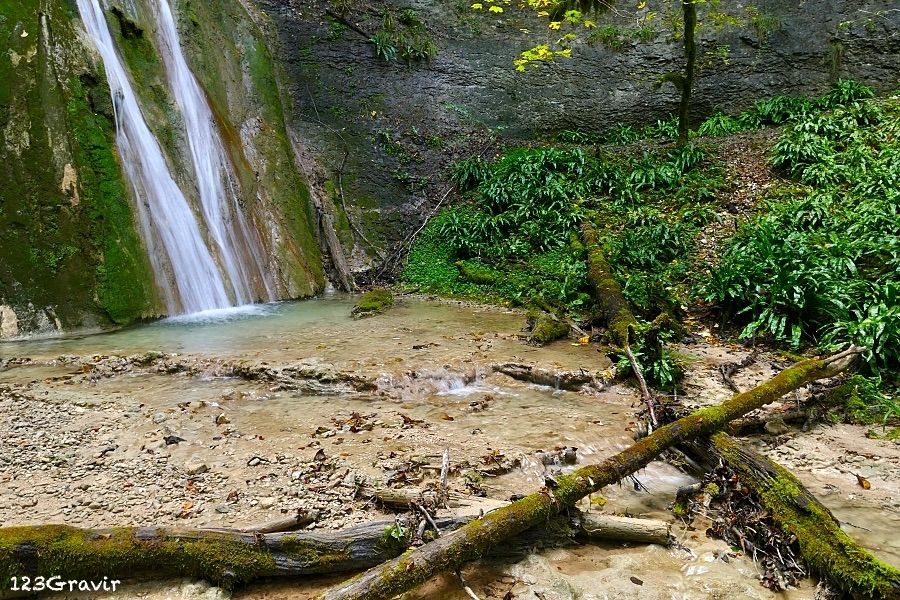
{"left": 75, "top": 0, "right": 274, "bottom": 314}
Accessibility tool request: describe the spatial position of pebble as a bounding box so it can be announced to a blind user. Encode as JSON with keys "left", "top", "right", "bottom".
{"left": 258, "top": 497, "right": 276, "bottom": 509}
{"left": 152, "top": 412, "right": 168, "bottom": 424}
{"left": 185, "top": 459, "right": 209, "bottom": 475}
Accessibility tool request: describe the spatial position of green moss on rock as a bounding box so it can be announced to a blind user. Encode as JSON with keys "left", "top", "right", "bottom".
{"left": 0, "top": 0, "right": 157, "bottom": 330}
{"left": 528, "top": 314, "right": 570, "bottom": 346}
{"left": 352, "top": 289, "right": 394, "bottom": 318}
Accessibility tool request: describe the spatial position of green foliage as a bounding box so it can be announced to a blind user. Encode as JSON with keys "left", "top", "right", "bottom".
{"left": 556, "top": 129, "right": 603, "bottom": 144}
{"left": 587, "top": 24, "right": 625, "bottom": 50}
{"left": 615, "top": 322, "right": 683, "bottom": 388}
{"left": 449, "top": 156, "right": 492, "bottom": 191}
{"left": 746, "top": 6, "right": 783, "bottom": 44}
{"left": 409, "top": 136, "right": 718, "bottom": 321}
{"left": 605, "top": 124, "right": 641, "bottom": 145}
{"left": 644, "top": 115, "right": 680, "bottom": 140}
{"left": 695, "top": 111, "right": 747, "bottom": 137}
{"left": 705, "top": 88, "right": 900, "bottom": 371}
{"left": 830, "top": 375, "right": 898, "bottom": 426}
{"left": 370, "top": 31, "right": 398, "bottom": 61}
{"left": 752, "top": 95, "right": 815, "bottom": 125}
{"left": 817, "top": 79, "right": 876, "bottom": 110}
{"left": 369, "top": 8, "right": 436, "bottom": 64}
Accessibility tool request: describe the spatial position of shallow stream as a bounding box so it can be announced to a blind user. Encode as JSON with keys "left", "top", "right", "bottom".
{"left": 1, "top": 297, "right": 897, "bottom": 599}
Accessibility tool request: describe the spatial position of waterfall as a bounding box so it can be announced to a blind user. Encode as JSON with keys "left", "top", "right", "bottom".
{"left": 154, "top": 0, "right": 276, "bottom": 305}
{"left": 75, "top": 0, "right": 275, "bottom": 314}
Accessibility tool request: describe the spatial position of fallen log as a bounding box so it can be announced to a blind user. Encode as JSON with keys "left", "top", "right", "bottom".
{"left": 703, "top": 433, "right": 900, "bottom": 599}
{"left": 581, "top": 223, "right": 636, "bottom": 348}
{"left": 0, "top": 512, "right": 667, "bottom": 593}
{"left": 493, "top": 363, "right": 605, "bottom": 391}
{"left": 582, "top": 223, "right": 656, "bottom": 425}
{"left": 319, "top": 347, "right": 862, "bottom": 600}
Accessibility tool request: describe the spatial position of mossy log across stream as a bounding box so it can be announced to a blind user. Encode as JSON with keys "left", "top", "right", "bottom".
{"left": 0, "top": 514, "right": 666, "bottom": 592}
{"left": 707, "top": 433, "right": 900, "bottom": 599}
{"left": 319, "top": 347, "right": 865, "bottom": 600}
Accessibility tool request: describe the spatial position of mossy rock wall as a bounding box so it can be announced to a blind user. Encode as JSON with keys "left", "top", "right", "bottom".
{"left": 253, "top": 0, "right": 900, "bottom": 278}
{"left": 101, "top": 0, "right": 325, "bottom": 299}
{"left": 174, "top": 0, "right": 324, "bottom": 297}
{"left": 0, "top": 1, "right": 159, "bottom": 337}
{"left": 0, "top": 0, "right": 326, "bottom": 337}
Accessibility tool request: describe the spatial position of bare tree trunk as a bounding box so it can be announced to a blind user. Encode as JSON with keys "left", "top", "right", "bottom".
{"left": 319, "top": 347, "right": 862, "bottom": 600}
{"left": 678, "top": 0, "right": 697, "bottom": 143}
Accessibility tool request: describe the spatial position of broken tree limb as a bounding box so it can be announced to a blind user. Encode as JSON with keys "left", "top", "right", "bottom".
{"left": 319, "top": 347, "right": 863, "bottom": 600}
{"left": 0, "top": 512, "right": 667, "bottom": 592}
{"left": 704, "top": 433, "right": 900, "bottom": 599}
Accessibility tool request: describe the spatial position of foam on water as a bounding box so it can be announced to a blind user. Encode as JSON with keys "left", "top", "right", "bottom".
{"left": 160, "top": 303, "right": 279, "bottom": 325}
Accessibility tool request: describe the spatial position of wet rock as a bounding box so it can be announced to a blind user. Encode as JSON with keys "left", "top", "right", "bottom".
{"left": 764, "top": 417, "right": 790, "bottom": 436}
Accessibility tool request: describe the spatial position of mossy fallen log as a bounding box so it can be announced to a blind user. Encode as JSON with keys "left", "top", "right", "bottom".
{"left": 581, "top": 222, "right": 655, "bottom": 423}
{"left": 0, "top": 513, "right": 667, "bottom": 593}
{"left": 581, "top": 223, "right": 636, "bottom": 348}
{"left": 319, "top": 347, "right": 862, "bottom": 600}
{"left": 706, "top": 433, "right": 900, "bottom": 599}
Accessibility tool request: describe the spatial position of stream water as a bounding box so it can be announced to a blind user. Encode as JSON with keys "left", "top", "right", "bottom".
{"left": 2, "top": 298, "right": 898, "bottom": 599}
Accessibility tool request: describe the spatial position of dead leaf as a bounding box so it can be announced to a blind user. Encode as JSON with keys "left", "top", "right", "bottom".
{"left": 439, "top": 413, "right": 454, "bottom": 421}
{"left": 855, "top": 473, "right": 871, "bottom": 490}
{"left": 630, "top": 576, "right": 643, "bottom": 586}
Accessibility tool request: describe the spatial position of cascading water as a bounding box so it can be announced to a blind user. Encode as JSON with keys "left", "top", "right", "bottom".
{"left": 75, "top": 0, "right": 275, "bottom": 314}
{"left": 154, "top": 0, "right": 275, "bottom": 305}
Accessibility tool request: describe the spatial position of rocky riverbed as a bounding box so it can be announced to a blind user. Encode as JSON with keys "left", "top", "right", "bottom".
{"left": 1, "top": 297, "right": 897, "bottom": 599}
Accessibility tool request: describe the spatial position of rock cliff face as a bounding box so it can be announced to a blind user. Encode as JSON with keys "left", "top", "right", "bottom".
{"left": 256, "top": 0, "right": 900, "bottom": 277}
{"left": 0, "top": 0, "right": 324, "bottom": 338}
{"left": 1, "top": 1, "right": 157, "bottom": 337}
{"left": 1, "top": 0, "right": 898, "bottom": 336}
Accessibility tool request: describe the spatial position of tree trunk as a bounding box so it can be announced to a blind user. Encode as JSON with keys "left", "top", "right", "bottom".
{"left": 678, "top": 0, "right": 697, "bottom": 144}
{"left": 703, "top": 433, "right": 900, "bottom": 599}
{"left": 0, "top": 514, "right": 667, "bottom": 591}
{"left": 319, "top": 347, "right": 862, "bottom": 600}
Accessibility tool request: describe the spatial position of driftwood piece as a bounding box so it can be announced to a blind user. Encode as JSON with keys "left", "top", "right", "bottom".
{"left": 494, "top": 363, "right": 604, "bottom": 391}
{"left": 0, "top": 512, "right": 668, "bottom": 592}
{"left": 319, "top": 347, "right": 862, "bottom": 600}
{"left": 703, "top": 433, "right": 900, "bottom": 599}
{"left": 580, "top": 514, "right": 670, "bottom": 545}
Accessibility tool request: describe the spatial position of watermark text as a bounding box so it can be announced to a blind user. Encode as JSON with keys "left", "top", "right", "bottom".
{"left": 7, "top": 576, "right": 122, "bottom": 593}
